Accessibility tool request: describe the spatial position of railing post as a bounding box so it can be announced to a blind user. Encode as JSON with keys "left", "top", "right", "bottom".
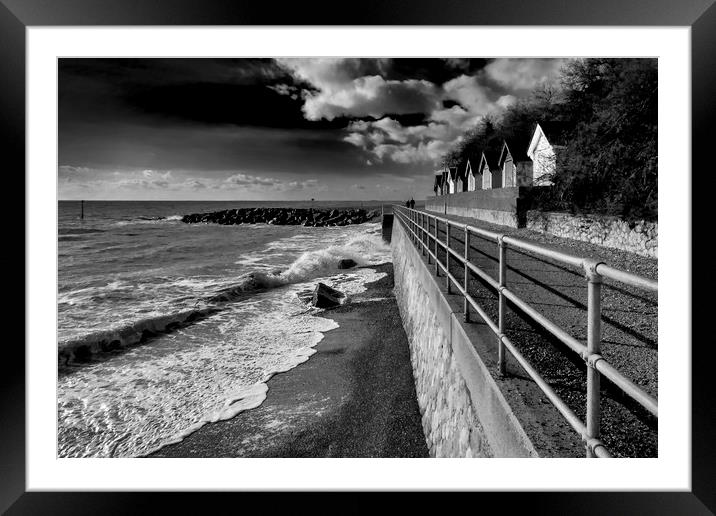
{"left": 464, "top": 226, "right": 470, "bottom": 322}
{"left": 498, "top": 236, "right": 507, "bottom": 376}
{"left": 585, "top": 261, "right": 603, "bottom": 458}
{"left": 416, "top": 210, "right": 420, "bottom": 248}
{"left": 426, "top": 216, "right": 431, "bottom": 264}
{"left": 445, "top": 221, "right": 451, "bottom": 293}
{"left": 434, "top": 218, "right": 439, "bottom": 277}
{"left": 421, "top": 213, "right": 426, "bottom": 256}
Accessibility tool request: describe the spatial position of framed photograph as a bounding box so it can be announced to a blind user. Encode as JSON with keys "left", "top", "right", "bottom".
{"left": 4, "top": 0, "right": 713, "bottom": 512}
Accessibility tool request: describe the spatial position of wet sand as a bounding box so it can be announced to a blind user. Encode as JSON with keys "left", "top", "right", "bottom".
{"left": 149, "top": 263, "right": 429, "bottom": 458}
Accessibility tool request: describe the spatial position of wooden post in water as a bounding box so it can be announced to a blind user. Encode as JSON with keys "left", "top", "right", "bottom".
{"left": 80, "top": 200, "right": 84, "bottom": 220}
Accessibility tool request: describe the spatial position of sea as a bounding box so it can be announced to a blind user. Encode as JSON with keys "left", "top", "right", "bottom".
{"left": 57, "top": 200, "right": 393, "bottom": 458}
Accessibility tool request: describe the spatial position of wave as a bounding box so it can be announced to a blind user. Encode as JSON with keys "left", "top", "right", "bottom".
{"left": 207, "top": 233, "right": 390, "bottom": 302}
{"left": 58, "top": 306, "right": 220, "bottom": 366}
{"left": 113, "top": 215, "right": 183, "bottom": 227}
{"left": 58, "top": 231, "right": 390, "bottom": 365}
{"left": 58, "top": 227, "right": 106, "bottom": 235}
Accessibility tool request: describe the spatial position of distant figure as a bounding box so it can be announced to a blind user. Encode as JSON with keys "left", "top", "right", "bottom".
{"left": 405, "top": 200, "right": 410, "bottom": 208}
{"left": 409, "top": 198, "right": 415, "bottom": 209}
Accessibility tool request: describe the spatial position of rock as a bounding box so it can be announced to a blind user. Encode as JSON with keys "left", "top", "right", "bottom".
{"left": 181, "top": 207, "right": 378, "bottom": 227}
{"left": 311, "top": 282, "right": 346, "bottom": 308}
{"left": 338, "top": 258, "right": 357, "bottom": 269}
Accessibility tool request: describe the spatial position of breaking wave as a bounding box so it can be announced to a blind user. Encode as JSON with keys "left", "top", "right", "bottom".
{"left": 58, "top": 232, "right": 390, "bottom": 365}
{"left": 208, "top": 233, "right": 389, "bottom": 302}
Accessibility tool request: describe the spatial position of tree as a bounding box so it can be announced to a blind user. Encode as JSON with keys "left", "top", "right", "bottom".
{"left": 440, "top": 58, "right": 658, "bottom": 221}
{"left": 552, "top": 58, "right": 658, "bottom": 219}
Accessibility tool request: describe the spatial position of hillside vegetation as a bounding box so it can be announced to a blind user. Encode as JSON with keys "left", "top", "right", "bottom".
{"left": 442, "top": 59, "right": 657, "bottom": 221}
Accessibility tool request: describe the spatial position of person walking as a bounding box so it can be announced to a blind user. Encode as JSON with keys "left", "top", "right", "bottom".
{"left": 409, "top": 198, "right": 415, "bottom": 209}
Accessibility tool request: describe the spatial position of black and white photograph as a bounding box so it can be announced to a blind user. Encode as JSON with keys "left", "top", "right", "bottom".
{"left": 57, "top": 57, "right": 658, "bottom": 460}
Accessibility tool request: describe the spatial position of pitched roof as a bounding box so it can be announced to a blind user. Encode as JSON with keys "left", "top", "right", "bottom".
{"left": 480, "top": 149, "right": 500, "bottom": 171}
{"left": 456, "top": 159, "right": 471, "bottom": 182}
{"left": 536, "top": 121, "right": 571, "bottom": 146}
{"left": 464, "top": 155, "right": 481, "bottom": 175}
{"left": 499, "top": 133, "right": 531, "bottom": 166}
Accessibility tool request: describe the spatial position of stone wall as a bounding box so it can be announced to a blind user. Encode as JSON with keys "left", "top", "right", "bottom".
{"left": 392, "top": 222, "right": 491, "bottom": 457}
{"left": 526, "top": 211, "right": 658, "bottom": 259}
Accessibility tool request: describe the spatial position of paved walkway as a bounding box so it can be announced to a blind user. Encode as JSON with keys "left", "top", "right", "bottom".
{"left": 410, "top": 208, "right": 658, "bottom": 458}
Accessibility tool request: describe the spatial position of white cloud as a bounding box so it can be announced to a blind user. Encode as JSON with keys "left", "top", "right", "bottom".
{"left": 484, "top": 58, "right": 566, "bottom": 91}
{"left": 222, "top": 173, "right": 318, "bottom": 192}
{"left": 267, "top": 83, "right": 298, "bottom": 96}
{"left": 302, "top": 75, "right": 441, "bottom": 121}
{"left": 117, "top": 177, "right": 170, "bottom": 189}
{"left": 343, "top": 132, "right": 367, "bottom": 147}
{"left": 182, "top": 179, "right": 207, "bottom": 190}
{"left": 496, "top": 95, "right": 518, "bottom": 109}
{"left": 442, "top": 74, "right": 504, "bottom": 115}
{"left": 224, "top": 173, "right": 280, "bottom": 187}
{"left": 279, "top": 58, "right": 569, "bottom": 166}
{"left": 276, "top": 58, "right": 442, "bottom": 121}
{"left": 443, "top": 58, "right": 471, "bottom": 71}
{"left": 343, "top": 115, "right": 470, "bottom": 165}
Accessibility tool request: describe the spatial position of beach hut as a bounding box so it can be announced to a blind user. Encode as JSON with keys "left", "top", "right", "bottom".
{"left": 446, "top": 166, "right": 458, "bottom": 194}
{"left": 455, "top": 160, "right": 470, "bottom": 193}
{"left": 433, "top": 171, "right": 445, "bottom": 196}
{"left": 440, "top": 169, "right": 449, "bottom": 195}
{"left": 479, "top": 150, "right": 501, "bottom": 190}
{"left": 499, "top": 135, "right": 533, "bottom": 187}
{"left": 464, "top": 157, "right": 479, "bottom": 192}
{"left": 527, "top": 122, "right": 569, "bottom": 186}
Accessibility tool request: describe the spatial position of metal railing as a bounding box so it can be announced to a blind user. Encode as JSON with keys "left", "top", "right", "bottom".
{"left": 394, "top": 205, "right": 658, "bottom": 458}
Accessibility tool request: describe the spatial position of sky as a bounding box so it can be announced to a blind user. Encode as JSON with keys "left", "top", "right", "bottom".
{"left": 58, "top": 58, "right": 566, "bottom": 201}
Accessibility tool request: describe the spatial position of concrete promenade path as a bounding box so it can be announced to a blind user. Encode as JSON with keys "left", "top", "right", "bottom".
{"left": 412, "top": 208, "right": 658, "bottom": 458}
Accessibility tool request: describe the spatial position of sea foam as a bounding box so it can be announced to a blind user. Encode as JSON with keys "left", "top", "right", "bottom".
{"left": 57, "top": 222, "right": 390, "bottom": 458}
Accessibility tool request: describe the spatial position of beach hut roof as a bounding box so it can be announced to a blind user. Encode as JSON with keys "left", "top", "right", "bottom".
{"left": 480, "top": 149, "right": 500, "bottom": 171}
{"left": 535, "top": 121, "right": 571, "bottom": 146}
{"left": 499, "top": 134, "right": 531, "bottom": 166}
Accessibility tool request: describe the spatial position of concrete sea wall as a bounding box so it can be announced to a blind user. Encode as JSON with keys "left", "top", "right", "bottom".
{"left": 526, "top": 210, "right": 658, "bottom": 259}
{"left": 391, "top": 219, "right": 539, "bottom": 457}
{"left": 425, "top": 188, "right": 529, "bottom": 228}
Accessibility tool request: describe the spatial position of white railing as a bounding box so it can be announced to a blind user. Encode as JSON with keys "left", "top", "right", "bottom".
{"left": 394, "top": 205, "right": 658, "bottom": 458}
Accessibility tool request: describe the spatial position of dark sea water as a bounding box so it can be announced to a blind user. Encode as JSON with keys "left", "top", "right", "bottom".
{"left": 57, "top": 200, "right": 391, "bottom": 458}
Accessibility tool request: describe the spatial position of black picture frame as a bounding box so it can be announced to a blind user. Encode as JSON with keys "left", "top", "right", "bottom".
{"left": 3, "top": 0, "right": 713, "bottom": 513}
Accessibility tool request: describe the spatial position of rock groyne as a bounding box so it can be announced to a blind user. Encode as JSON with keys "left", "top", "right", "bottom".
{"left": 182, "top": 207, "right": 379, "bottom": 227}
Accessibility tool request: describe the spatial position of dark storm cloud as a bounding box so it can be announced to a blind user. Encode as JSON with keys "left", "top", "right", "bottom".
{"left": 59, "top": 58, "right": 338, "bottom": 129}
{"left": 388, "top": 58, "right": 489, "bottom": 83}
{"left": 123, "top": 82, "right": 347, "bottom": 129}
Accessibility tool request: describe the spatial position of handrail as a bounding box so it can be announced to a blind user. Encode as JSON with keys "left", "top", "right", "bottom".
{"left": 393, "top": 205, "right": 657, "bottom": 458}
